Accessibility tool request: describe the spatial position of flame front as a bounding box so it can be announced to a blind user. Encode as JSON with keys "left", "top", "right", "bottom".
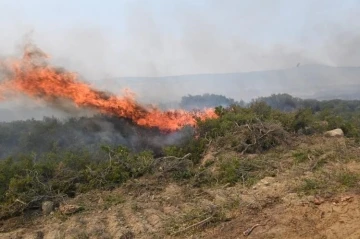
{"left": 0, "top": 44, "right": 217, "bottom": 131}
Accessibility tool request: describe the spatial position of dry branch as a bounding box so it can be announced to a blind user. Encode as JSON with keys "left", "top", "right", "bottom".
{"left": 172, "top": 216, "right": 213, "bottom": 235}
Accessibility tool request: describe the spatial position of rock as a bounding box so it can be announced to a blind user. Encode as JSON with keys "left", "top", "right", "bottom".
{"left": 257, "top": 176, "right": 275, "bottom": 187}
{"left": 324, "top": 128, "right": 344, "bottom": 137}
{"left": 263, "top": 180, "right": 270, "bottom": 186}
{"left": 313, "top": 196, "right": 325, "bottom": 205}
{"left": 340, "top": 195, "right": 354, "bottom": 202}
{"left": 42, "top": 201, "right": 54, "bottom": 215}
{"left": 59, "top": 204, "right": 82, "bottom": 215}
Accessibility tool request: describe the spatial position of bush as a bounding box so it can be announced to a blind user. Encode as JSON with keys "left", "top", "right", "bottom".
{"left": 0, "top": 145, "right": 156, "bottom": 219}
{"left": 2, "top": 94, "right": 360, "bottom": 219}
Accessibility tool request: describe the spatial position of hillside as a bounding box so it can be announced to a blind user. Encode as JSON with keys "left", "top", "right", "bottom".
{"left": 1, "top": 99, "right": 360, "bottom": 238}
{"left": 111, "top": 64, "right": 360, "bottom": 102}
{"left": 3, "top": 64, "right": 360, "bottom": 122}
{"left": 3, "top": 135, "right": 360, "bottom": 239}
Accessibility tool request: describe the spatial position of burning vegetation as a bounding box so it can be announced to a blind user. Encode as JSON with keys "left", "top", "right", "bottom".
{"left": 1, "top": 43, "right": 360, "bottom": 238}
{"left": 0, "top": 43, "right": 217, "bottom": 132}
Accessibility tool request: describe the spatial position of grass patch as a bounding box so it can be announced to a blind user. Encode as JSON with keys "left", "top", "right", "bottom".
{"left": 310, "top": 158, "right": 328, "bottom": 171}
{"left": 299, "top": 178, "right": 324, "bottom": 195}
{"left": 172, "top": 170, "right": 194, "bottom": 181}
{"left": 298, "top": 168, "right": 360, "bottom": 196}
{"left": 293, "top": 150, "right": 309, "bottom": 164}
{"left": 336, "top": 170, "right": 359, "bottom": 188}
{"left": 103, "top": 193, "right": 125, "bottom": 209}
{"left": 217, "top": 155, "right": 277, "bottom": 186}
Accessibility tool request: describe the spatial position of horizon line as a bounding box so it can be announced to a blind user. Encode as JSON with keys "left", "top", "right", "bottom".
{"left": 109, "top": 64, "right": 360, "bottom": 79}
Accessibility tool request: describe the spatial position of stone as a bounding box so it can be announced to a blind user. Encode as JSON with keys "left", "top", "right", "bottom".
{"left": 42, "top": 201, "right": 54, "bottom": 215}
{"left": 324, "top": 128, "right": 344, "bottom": 137}
{"left": 59, "top": 204, "right": 82, "bottom": 215}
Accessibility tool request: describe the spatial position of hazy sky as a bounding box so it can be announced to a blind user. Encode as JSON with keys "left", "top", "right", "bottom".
{"left": 0, "top": 0, "right": 359, "bottom": 78}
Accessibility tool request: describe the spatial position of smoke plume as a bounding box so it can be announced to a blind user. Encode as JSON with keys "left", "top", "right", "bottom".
{"left": 0, "top": 0, "right": 359, "bottom": 111}
{"left": 0, "top": 42, "right": 217, "bottom": 131}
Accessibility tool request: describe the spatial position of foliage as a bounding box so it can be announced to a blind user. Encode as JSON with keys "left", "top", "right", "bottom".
{"left": 1, "top": 93, "right": 360, "bottom": 219}
{"left": 0, "top": 146, "right": 155, "bottom": 218}
{"left": 256, "top": 94, "right": 360, "bottom": 139}
{"left": 217, "top": 155, "right": 276, "bottom": 186}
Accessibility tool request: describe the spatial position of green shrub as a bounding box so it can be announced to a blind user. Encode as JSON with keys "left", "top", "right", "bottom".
{"left": 0, "top": 145, "right": 157, "bottom": 218}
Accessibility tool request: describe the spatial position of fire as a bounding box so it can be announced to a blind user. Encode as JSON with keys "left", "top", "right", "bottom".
{"left": 0, "top": 44, "right": 217, "bottom": 131}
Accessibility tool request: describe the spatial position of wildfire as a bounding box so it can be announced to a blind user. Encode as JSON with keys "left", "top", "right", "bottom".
{"left": 0, "top": 43, "right": 217, "bottom": 131}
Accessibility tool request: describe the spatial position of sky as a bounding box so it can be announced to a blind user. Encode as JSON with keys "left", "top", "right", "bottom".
{"left": 0, "top": 0, "right": 359, "bottom": 79}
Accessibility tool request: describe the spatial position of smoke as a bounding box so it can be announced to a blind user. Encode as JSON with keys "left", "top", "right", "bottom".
{"left": 0, "top": 114, "right": 194, "bottom": 159}
{"left": 325, "top": 32, "right": 360, "bottom": 67}
{"left": 0, "top": 0, "right": 359, "bottom": 157}
{"left": 0, "top": 1, "right": 359, "bottom": 74}
{"left": 0, "top": 0, "right": 359, "bottom": 112}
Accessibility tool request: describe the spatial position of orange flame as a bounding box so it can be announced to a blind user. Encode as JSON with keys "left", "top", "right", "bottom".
{"left": 0, "top": 44, "right": 217, "bottom": 131}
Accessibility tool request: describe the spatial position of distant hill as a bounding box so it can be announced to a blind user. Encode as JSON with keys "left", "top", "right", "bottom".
{"left": 110, "top": 64, "right": 360, "bottom": 102}
{"left": 1, "top": 64, "right": 359, "bottom": 121}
